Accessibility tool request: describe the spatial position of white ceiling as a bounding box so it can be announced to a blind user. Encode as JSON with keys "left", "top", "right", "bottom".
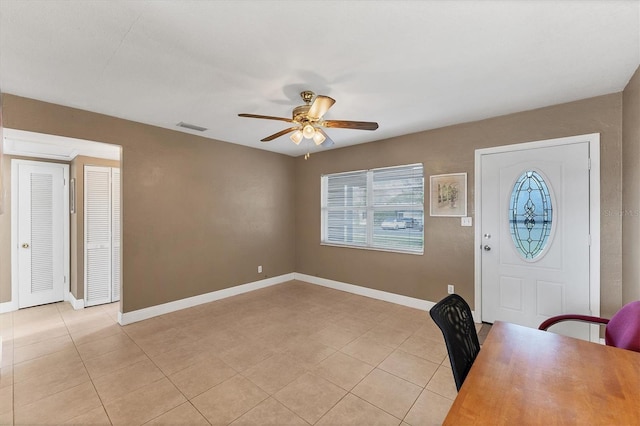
{"left": 1, "top": 1, "right": 638, "bottom": 158}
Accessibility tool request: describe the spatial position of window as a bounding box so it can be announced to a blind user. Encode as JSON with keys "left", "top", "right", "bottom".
{"left": 321, "top": 164, "right": 424, "bottom": 254}
{"left": 509, "top": 170, "right": 554, "bottom": 260}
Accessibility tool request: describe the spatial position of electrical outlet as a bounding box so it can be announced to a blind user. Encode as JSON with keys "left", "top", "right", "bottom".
{"left": 448, "top": 284, "right": 455, "bottom": 294}
{"left": 258, "top": 265, "right": 262, "bottom": 274}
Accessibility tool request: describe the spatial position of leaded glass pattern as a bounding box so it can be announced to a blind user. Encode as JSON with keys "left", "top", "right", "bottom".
{"left": 509, "top": 170, "right": 553, "bottom": 259}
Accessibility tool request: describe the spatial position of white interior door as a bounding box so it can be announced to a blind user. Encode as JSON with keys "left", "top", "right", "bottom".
{"left": 85, "top": 166, "right": 112, "bottom": 306}
{"left": 15, "top": 160, "right": 68, "bottom": 308}
{"left": 479, "top": 141, "right": 592, "bottom": 340}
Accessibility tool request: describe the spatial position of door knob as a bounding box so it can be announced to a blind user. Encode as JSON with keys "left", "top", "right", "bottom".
{"left": 483, "top": 245, "right": 491, "bottom": 251}
{"left": 22, "top": 243, "right": 30, "bottom": 248}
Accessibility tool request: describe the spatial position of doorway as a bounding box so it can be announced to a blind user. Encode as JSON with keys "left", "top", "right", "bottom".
{"left": 474, "top": 133, "right": 600, "bottom": 342}
{"left": 4, "top": 129, "right": 122, "bottom": 312}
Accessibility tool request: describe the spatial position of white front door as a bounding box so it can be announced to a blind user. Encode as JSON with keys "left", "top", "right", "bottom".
{"left": 14, "top": 160, "right": 69, "bottom": 308}
{"left": 478, "top": 136, "right": 598, "bottom": 340}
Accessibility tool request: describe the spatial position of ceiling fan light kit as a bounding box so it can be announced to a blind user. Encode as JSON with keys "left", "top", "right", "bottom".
{"left": 238, "top": 90, "right": 379, "bottom": 155}
{"left": 302, "top": 124, "right": 316, "bottom": 139}
{"left": 312, "top": 130, "right": 326, "bottom": 145}
{"left": 290, "top": 130, "right": 303, "bottom": 145}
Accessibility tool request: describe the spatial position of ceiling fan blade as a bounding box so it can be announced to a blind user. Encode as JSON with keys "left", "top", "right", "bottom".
{"left": 308, "top": 96, "right": 336, "bottom": 119}
{"left": 317, "top": 128, "right": 335, "bottom": 148}
{"left": 260, "top": 127, "right": 299, "bottom": 142}
{"left": 322, "top": 120, "right": 379, "bottom": 131}
{"left": 238, "top": 113, "right": 295, "bottom": 123}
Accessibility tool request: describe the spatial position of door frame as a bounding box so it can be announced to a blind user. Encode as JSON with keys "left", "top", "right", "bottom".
{"left": 474, "top": 133, "right": 601, "bottom": 342}
{"left": 11, "top": 159, "right": 70, "bottom": 310}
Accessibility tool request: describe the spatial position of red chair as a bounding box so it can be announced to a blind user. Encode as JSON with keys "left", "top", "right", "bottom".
{"left": 538, "top": 301, "right": 640, "bottom": 352}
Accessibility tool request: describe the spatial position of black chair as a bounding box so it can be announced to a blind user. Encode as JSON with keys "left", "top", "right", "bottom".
{"left": 429, "top": 294, "right": 481, "bottom": 391}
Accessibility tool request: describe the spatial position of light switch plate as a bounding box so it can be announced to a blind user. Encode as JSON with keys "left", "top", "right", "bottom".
{"left": 461, "top": 217, "right": 473, "bottom": 227}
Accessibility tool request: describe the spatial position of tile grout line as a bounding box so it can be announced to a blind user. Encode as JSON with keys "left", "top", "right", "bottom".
{"left": 118, "top": 315, "right": 252, "bottom": 425}
{"left": 12, "top": 312, "right": 15, "bottom": 426}
{"left": 117, "top": 320, "right": 200, "bottom": 424}
{"left": 308, "top": 327, "right": 409, "bottom": 424}
{"left": 62, "top": 304, "right": 114, "bottom": 425}
{"left": 7, "top": 285, "right": 453, "bottom": 425}
{"left": 348, "top": 329, "right": 425, "bottom": 425}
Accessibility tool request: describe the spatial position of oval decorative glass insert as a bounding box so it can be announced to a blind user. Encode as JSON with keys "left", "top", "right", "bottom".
{"left": 509, "top": 170, "right": 553, "bottom": 259}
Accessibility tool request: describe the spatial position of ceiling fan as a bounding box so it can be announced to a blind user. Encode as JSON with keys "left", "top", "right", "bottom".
{"left": 238, "top": 91, "right": 379, "bottom": 150}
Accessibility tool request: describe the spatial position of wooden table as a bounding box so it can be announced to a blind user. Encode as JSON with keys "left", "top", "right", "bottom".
{"left": 443, "top": 321, "right": 640, "bottom": 425}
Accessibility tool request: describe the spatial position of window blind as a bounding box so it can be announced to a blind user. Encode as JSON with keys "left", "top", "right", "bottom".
{"left": 322, "top": 164, "right": 424, "bottom": 254}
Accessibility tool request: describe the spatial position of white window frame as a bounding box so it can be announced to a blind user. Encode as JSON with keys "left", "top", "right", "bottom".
{"left": 321, "top": 163, "right": 424, "bottom": 254}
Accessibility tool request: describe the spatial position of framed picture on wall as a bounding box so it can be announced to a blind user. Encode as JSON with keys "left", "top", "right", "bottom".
{"left": 430, "top": 173, "right": 467, "bottom": 217}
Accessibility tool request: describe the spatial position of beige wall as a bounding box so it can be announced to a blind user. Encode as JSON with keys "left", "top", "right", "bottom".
{"left": 70, "top": 156, "right": 121, "bottom": 300}
{"left": 622, "top": 65, "right": 640, "bottom": 304}
{"left": 2, "top": 94, "right": 296, "bottom": 312}
{"left": 295, "top": 93, "right": 623, "bottom": 318}
{"left": 1, "top": 90, "right": 630, "bottom": 318}
{"left": 0, "top": 154, "right": 10, "bottom": 303}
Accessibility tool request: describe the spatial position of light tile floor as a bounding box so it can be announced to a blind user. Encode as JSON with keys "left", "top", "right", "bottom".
{"left": 0, "top": 280, "right": 461, "bottom": 425}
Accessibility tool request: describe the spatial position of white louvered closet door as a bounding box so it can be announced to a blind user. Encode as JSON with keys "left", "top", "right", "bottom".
{"left": 111, "top": 168, "right": 121, "bottom": 302}
{"left": 17, "top": 162, "right": 66, "bottom": 308}
{"left": 85, "top": 166, "right": 112, "bottom": 306}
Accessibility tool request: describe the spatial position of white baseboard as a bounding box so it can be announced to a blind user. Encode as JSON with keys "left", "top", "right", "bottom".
{"left": 118, "top": 273, "right": 464, "bottom": 325}
{"left": 0, "top": 293, "right": 84, "bottom": 313}
{"left": 293, "top": 273, "right": 480, "bottom": 322}
{"left": 67, "top": 292, "right": 85, "bottom": 310}
{"left": 118, "top": 273, "right": 294, "bottom": 325}
{"left": 1, "top": 273, "right": 473, "bottom": 324}
{"left": 118, "top": 272, "right": 443, "bottom": 326}
{"left": 0, "top": 300, "right": 17, "bottom": 314}
{"left": 294, "top": 273, "right": 437, "bottom": 312}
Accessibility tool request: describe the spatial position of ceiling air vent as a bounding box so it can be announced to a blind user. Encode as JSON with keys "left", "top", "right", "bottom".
{"left": 176, "top": 122, "right": 207, "bottom": 132}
